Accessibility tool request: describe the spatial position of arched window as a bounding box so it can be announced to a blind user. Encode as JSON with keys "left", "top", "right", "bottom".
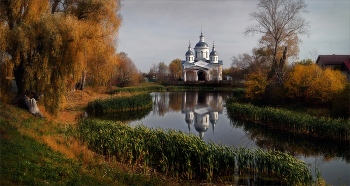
{"left": 206, "top": 52, "right": 208, "bottom": 58}
{"left": 201, "top": 51, "right": 203, "bottom": 58}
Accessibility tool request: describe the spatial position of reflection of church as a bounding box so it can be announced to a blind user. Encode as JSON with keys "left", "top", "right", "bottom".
{"left": 182, "top": 91, "right": 223, "bottom": 138}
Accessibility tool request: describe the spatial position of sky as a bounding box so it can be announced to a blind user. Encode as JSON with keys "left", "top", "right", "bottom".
{"left": 117, "top": 0, "right": 350, "bottom": 73}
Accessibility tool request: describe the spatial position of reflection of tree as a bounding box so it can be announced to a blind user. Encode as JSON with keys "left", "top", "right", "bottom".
{"left": 153, "top": 92, "right": 169, "bottom": 116}
{"left": 92, "top": 107, "right": 152, "bottom": 122}
{"left": 228, "top": 117, "right": 350, "bottom": 163}
{"left": 182, "top": 92, "right": 197, "bottom": 111}
{"left": 208, "top": 92, "right": 223, "bottom": 111}
{"left": 168, "top": 93, "right": 182, "bottom": 112}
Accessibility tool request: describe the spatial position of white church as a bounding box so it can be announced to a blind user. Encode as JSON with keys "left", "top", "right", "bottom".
{"left": 182, "top": 32, "right": 223, "bottom": 82}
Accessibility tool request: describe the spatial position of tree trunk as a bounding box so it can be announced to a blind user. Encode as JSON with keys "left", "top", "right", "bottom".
{"left": 279, "top": 46, "right": 287, "bottom": 69}
{"left": 13, "top": 64, "right": 25, "bottom": 94}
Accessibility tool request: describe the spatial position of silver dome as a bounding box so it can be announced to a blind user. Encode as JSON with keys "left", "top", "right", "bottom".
{"left": 210, "top": 51, "right": 218, "bottom": 56}
{"left": 186, "top": 50, "right": 194, "bottom": 56}
{"left": 194, "top": 42, "right": 209, "bottom": 48}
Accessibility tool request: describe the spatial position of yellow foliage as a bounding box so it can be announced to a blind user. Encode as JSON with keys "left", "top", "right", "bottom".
{"left": 245, "top": 72, "right": 269, "bottom": 100}
{"left": 0, "top": 0, "right": 121, "bottom": 115}
{"left": 284, "top": 64, "right": 348, "bottom": 104}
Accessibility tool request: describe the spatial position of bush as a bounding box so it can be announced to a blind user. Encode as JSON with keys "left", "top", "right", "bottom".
{"left": 284, "top": 64, "right": 348, "bottom": 105}
{"left": 245, "top": 72, "right": 268, "bottom": 100}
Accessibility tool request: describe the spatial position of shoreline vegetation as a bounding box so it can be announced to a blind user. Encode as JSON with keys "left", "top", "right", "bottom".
{"left": 69, "top": 118, "right": 319, "bottom": 185}
{"left": 226, "top": 101, "right": 349, "bottom": 140}
{"left": 1, "top": 83, "right": 336, "bottom": 185}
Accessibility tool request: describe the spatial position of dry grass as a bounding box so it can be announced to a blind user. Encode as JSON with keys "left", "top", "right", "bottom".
{"left": 0, "top": 87, "right": 170, "bottom": 184}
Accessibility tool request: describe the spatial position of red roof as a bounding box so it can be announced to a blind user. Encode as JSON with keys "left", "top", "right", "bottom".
{"left": 316, "top": 55, "right": 350, "bottom": 65}
{"left": 341, "top": 61, "right": 350, "bottom": 71}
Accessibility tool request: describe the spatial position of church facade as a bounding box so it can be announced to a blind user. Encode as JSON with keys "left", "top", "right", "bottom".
{"left": 182, "top": 32, "right": 223, "bottom": 82}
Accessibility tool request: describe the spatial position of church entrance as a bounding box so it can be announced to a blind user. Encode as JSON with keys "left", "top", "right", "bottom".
{"left": 198, "top": 71, "right": 206, "bottom": 81}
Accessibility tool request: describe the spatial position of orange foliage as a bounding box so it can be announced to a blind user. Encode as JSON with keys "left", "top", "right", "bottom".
{"left": 284, "top": 64, "right": 348, "bottom": 104}
{"left": 245, "top": 71, "right": 269, "bottom": 100}
{"left": 0, "top": 0, "right": 122, "bottom": 115}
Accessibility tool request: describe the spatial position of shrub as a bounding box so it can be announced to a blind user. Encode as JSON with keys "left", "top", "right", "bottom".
{"left": 284, "top": 64, "right": 348, "bottom": 105}
{"left": 245, "top": 72, "right": 269, "bottom": 100}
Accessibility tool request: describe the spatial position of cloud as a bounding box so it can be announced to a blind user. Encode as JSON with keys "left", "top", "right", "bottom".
{"left": 118, "top": 0, "right": 350, "bottom": 72}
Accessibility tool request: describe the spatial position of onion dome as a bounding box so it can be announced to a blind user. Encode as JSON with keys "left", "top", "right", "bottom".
{"left": 210, "top": 43, "right": 218, "bottom": 56}
{"left": 194, "top": 33, "right": 209, "bottom": 48}
{"left": 186, "top": 41, "right": 194, "bottom": 56}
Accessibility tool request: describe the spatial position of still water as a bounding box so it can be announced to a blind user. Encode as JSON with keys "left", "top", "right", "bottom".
{"left": 99, "top": 91, "right": 349, "bottom": 185}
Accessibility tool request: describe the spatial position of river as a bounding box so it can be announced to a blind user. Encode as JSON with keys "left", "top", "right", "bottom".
{"left": 96, "top": 91, "right": 349, "bottom": 185}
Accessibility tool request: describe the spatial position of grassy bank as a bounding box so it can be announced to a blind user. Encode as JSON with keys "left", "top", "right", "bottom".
{"left": 0, "top": 103, "right": 167, "bottom": 185}
{"left": 110, "top": 85, "right": 166, "bottom": 94}
{"left": 68, "top": 118, "right": 319, "bottom": 185}
{"left": 87, "top": 93, "right": 152, "bottom": 113}
{"left": 226, "top": 102, "right": 349, "bottom": 139}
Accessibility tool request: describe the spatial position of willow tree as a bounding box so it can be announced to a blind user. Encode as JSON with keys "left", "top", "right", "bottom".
{"left": 0, "top": 0, "right": 121, "bottom": 115}
{"left": 245, "top": 0, "right": 309, "bottom": 79}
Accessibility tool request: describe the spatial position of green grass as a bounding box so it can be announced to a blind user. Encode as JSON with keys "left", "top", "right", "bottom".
{"left": 226, "top": 102, "right": 350, "bottom": 139}
{"left": 110, "top": 85, "right": 166, "bottom": 94}
{"left": 87, "top": 93, "right": 152, "bottom": 113}
{"left": 0, "top": 104, "right": 166, "bottom": 185}
{"left": 0, "top": 118, "right": 103, "bottom": 185}
{"left": 68, "top": 118, "right": 319, "bottom": 185}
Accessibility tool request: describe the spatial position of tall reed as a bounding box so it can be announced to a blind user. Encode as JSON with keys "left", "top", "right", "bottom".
{"left": 226, "top": 103, "right": 349, "bottom": 139}
{"left": 110, "top": 85, "right": 166, "bottom": 94}
{"left": 69, "top": 119, "right": 317, "bottom": 185}
{"left": 87, "top": 93, "right": 152, "bottom": 113}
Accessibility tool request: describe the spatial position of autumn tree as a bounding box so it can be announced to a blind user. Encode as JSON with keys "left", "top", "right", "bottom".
{"left": 284, "top": 64, "right": 348, "bottom": 105}
{"left": 169, "top": 59, "right": 182, "bottom": 80}
{"left": 231, "top": 48, "right": 269, "bottom": 75}
{"left": 245, "top": 71, "right": 269, "bottom": 100}
{"left": 114, "top": 52, "right": 139, "bottom": 87}
{"left": 245, "top": 0, "right": 309, "bottom": 79}
{"left": 158, "top": 61, "right": 169, "bottom": 80}
{"left": 0, "top": 0, "right": 121, "bottom": 115}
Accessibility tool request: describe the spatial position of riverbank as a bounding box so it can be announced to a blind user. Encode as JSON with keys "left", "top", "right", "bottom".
{"left": 0, "top": 85, "right": 327, "bottom": 185}
{"left": 0, "top": 88, "right": 177, "bottom": 185}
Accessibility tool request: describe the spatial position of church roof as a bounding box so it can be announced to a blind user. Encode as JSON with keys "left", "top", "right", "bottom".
{"left": 210, "top": 50, "right": 218, "bottom": 56}
{"left": 195, "top": 42, "right": 209, "bottom": 48}
{"left": 186, "top": 50, "right": 194, "bottom": 56}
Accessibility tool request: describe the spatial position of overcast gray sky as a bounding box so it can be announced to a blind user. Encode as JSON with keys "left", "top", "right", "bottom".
{"left": 117, "top": 0, "right": 350, "bottom": 73}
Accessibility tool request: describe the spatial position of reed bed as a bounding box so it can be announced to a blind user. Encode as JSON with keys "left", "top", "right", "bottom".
{"left": 87, "top": 93, "right": 152, "bottom": 113}
{"left": 226, "top": 103, "right": 350, "bottom": 139}
{"left": 110, "top": 85, "right": 166, "bottom": 94}
{"left": 229, "top": 117, "right": 350, "bottom": 162}
{"left": 70, "top": 119, "right": 317, "bottom": 185}
{"left": 91, "top": 106, "right": 152, "bottom": 122}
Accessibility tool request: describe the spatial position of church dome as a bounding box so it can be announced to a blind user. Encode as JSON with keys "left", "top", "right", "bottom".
{"left": 186, "top": 50, "right": 194, "bottom": 56}
{"left": 210, "top": 44, "right": 218, "bottom": 56}
{"left": 210, "top": 50, "right": 218, "bottom": 56}
{"left": 195, "top": 42, "right": 209, "bottom": 48}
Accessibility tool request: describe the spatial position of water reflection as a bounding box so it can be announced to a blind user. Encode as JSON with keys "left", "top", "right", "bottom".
{"left": 228, "top": 117, "right": 350, "bottom": 164}
{"left": 152, "top": 91, "right": 227, "bottom": 139}
{"left": 94, "top": 91, "right": 348, "bottom": 185}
